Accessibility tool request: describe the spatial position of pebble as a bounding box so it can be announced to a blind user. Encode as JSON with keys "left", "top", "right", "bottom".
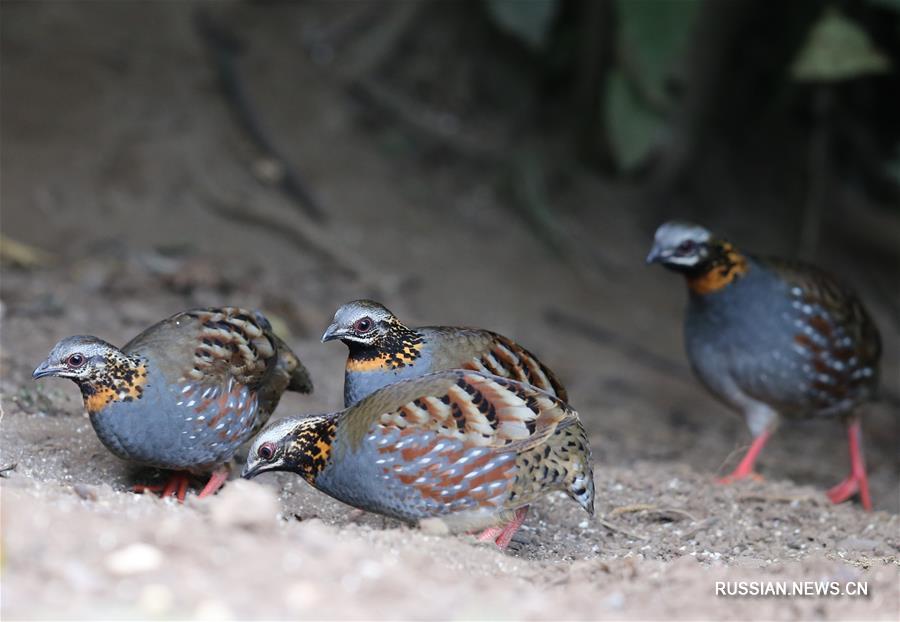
{"left": 138, "top": 583, "right": 173, "bottom": 615}
{"left": 208, "top": 479, "right": 280, "bottom": 529}
{"left": 104, "top": 543, "right": 163, "bottom": 576}
{"left": 194, "top": 599, "right": 235, "bottom": 620}
{"left": 418, "top": 517, "right": 450, "bottom": 535}
{"left": 72, "top": 483, "right": 98, "bottom": 501}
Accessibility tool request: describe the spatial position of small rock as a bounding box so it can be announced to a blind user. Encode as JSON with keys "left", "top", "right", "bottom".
{"left": 105, "top": 543, "right": 163, "bottom": 576}
{"left": 418, "top": 517, "right": 450, "bottom": 535}
{"left": 194, "top": 599, "right": 235, "bottom": 620}
{"left": 138, "top": 583, "right": 173, "bottom": 615}
{"left": 208, "top": 479, "right": 280, "bottom": 529}
{"left": 604, "top": 591, "right": 625, "bottom": 610}
{"left": 73, "top": 483, "right": 98, "bottom": 501}
{"left": 284, "top": 581, "right": 321, "bottom": 611}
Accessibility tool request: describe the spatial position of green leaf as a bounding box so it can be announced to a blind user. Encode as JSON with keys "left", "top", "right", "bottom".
{"left": 606, "top": 70, "right": 663, "bottom": 171}
{"left": 616, "top": 0, "right": 702, "bottom": 106}
{"left": 606, "top": 0, "right": 700, "bottom": 170}
{"left": 485, "top": 0, "right": 559, "bottom": 50}
{"left": 792, "top": 8, "right": 891, "bottom": 82}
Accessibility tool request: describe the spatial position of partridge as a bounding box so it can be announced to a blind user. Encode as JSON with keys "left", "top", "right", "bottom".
{"left": 322, "top": 300, "right": 567, "bottom": 407}
{"left": 243, "top": 370, "right": 594, "bottom": 548}
{"left": 33, "top": 307, "right": 312, "bottom": 501}
{"left": 647, "top": 221, "right": 882, "bottom": 509}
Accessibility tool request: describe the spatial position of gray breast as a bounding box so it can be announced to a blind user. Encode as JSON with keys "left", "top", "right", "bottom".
{"left": 344, "top": 350, "right": 434, "bottom": 407}
{"left": 89, "top": 365, "right": 260, "bottom": 472}
{"left": 685, "top": 260, "right": 875, "bottom": 419}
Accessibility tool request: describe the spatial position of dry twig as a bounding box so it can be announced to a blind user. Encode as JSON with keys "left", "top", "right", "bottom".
{"left": 596, "top": 517, "right": 649, "bottom": 541}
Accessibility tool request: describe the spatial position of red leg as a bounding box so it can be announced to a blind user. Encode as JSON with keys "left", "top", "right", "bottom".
{"left": 176, "top": 476, "right": 189, "bottom": 502}
{"left": 161, "top": 473, "right": 191, "bottom": 500}
{"left": 197, "top": 466, "right": 230, "bottom": 498}
{"left": 134, "top": 472, "right": 192, "bottom": 503}
{"left": 493, "top": 506, "right": 530, "bottom": 549}
{"left": 475, "top": 526, "right": 505, "bottom": 543}
{"left": 827, "top": 420, "right": 872, "bottom": 511}
{"left": 717, "top": 429, "right": 772, "bottom": 484}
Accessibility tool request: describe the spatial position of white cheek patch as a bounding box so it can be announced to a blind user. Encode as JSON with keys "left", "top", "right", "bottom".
{"left": 665, "top": 254, "right": 701, "bottom": 266}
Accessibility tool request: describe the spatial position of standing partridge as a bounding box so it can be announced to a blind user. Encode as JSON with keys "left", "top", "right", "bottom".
{"left": 33, "top": 307, "right": 313, "bottom": 501}
{"left": 322, "top": 300, "right": 567, "bottom": 407}
{"left": 647, "top": 221, "right": 882, "bottom": 509}
{"left": 243, "top": 370, "right": 594, "bottom": 548}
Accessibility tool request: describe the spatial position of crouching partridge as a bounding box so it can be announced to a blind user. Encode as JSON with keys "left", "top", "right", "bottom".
{"left": 322, "top": 299, "right": 567, "bottom": 407}
{"left": 243, "top": 370, "right": 594, "bottom": 548}
{"left": 647, "top": 221, "right": 882, "bottom": 509}
{"left": 33, "top": 307, "right": 313, "bottom": 501}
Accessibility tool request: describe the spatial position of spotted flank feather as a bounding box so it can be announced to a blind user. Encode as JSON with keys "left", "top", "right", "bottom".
{"left": 768, "top": 260, "right": 881, "bottom": 413}
{"left": 460, "top": 332, "right": 568, "bottom": 402}
{"left": 182, "top": 308, "right": 277, "bottom": 385}
{"left": 343, "top": 370, "right": 592, "bottom": 519}
{"left": 368, "top": 372, "right": 566, "bottom": 448}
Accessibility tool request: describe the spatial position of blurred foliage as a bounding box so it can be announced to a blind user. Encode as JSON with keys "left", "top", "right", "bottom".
{"left": 480, "top": 0, "right": 898, "bottom": 193}
{"left": 867, "top": 0, "right": 900, "bottom": 10}
{"left": 886, "top": 144, "right": 900, "bottom": 185}
{"left": 792, "top": 7, "right": 891, "bottom": 82}
{"left": 484, "top": 0, "right": 559, "bottom": 50}
{"left": 607, "top": 0, "right": 700, "bottom": 171}
{"left": 605, "top": 70, "right": 660, "bottom": 171}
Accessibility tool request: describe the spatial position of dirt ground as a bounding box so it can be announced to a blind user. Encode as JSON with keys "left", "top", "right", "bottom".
{"left": 1, "top": 2, "right": 898, "bottom": 620}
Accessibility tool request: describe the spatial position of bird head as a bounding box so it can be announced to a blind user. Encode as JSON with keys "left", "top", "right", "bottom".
{"left": 321, "top": 299, "right": 399, "bottom": 347}
{"left": 33, "top": 335, "right": 120, "bottom": 384}
{"left": 242, "top": 414, "right": 336, "bottom": 481}
{"left": 646, "top": 221, "right": 714, "bottom": 271}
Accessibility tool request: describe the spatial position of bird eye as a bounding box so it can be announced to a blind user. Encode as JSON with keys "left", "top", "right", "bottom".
{"left": 257, "top": 442, "right": 276, "bottom": 461}
{"left": 353, "top": 317, "right": 373, "bottom": 333}
{"left": 66, "top": 354, "right": 85, "bottom": 368}
{"left": 675, "top": 240, "right": 696, "bottom": 255}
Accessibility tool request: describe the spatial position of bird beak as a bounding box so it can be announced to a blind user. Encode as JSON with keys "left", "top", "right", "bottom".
{"left": 645, "top": 245, "right": 665, "bottom": 264}
{"left": 32, "top": 359, "right": 58, "bottom": 380}
{"left": 321, "top": 323, "right": 345, "bottom": 343}
{"left": 241, "top": 460, "right": 261, "bottom": 479}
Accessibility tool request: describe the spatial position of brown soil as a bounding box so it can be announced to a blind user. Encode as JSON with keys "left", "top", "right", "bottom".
{"left": 1, "top": 2, "right": 898, "bottom": 620}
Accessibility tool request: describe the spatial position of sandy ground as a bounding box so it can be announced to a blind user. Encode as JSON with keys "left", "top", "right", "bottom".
{"left": 1, "top": 2, "right": 898, "bottom": 620}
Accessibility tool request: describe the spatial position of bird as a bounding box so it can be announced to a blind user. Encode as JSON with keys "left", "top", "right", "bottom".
{"left": 243, "top": 369, "right": 594, "bottom": 548}
{"left": 33, "top": 307, "right": 313, "bottom": 502}
{"left": 322, "top": 299, "right": 567, "bottom": 408}
{"left": 647, "top": 221, "right": 882, "bottom": 510}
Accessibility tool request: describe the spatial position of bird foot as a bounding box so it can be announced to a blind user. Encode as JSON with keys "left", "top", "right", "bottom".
{"left": 197, "top": 466, "right": 230, "bottom": 498}
{"left": 474, "top": 506, "right": 529, "bottom": 550}
{"left": 134, "top": 473, "right": 192, "bottom": 502}
{"left": 826, "top": 474, "right": 871, "bottom": 511}
{"left": 134, "top": 467, "right": 230, "bottom": 503}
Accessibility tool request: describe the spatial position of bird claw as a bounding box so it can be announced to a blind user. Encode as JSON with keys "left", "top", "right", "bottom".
{"left": 133, "top": 473, "right": 192, "bottom": 502}
{"left": 474, "top": 506, "right": 529, "bottom": 549}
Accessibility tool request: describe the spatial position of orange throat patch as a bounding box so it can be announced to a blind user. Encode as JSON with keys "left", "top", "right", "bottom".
{"left": 346, "top": 341, "right": 423, "bottom": 372}
{"left": 82, "top": 362, "right": 149, "bottom": 414}
{"left": 686, "top": 244, "right": 749, "bottom": 295}
{"left": 288, "top": 416, "right": 337, "bottom": 483}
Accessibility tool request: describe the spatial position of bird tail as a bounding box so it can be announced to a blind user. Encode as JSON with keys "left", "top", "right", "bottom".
{"left": 514, "top": 417, "right": 595, "bottom": 516}
{"left": 271, "top": 334, "right": 313, "bottom": 395}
